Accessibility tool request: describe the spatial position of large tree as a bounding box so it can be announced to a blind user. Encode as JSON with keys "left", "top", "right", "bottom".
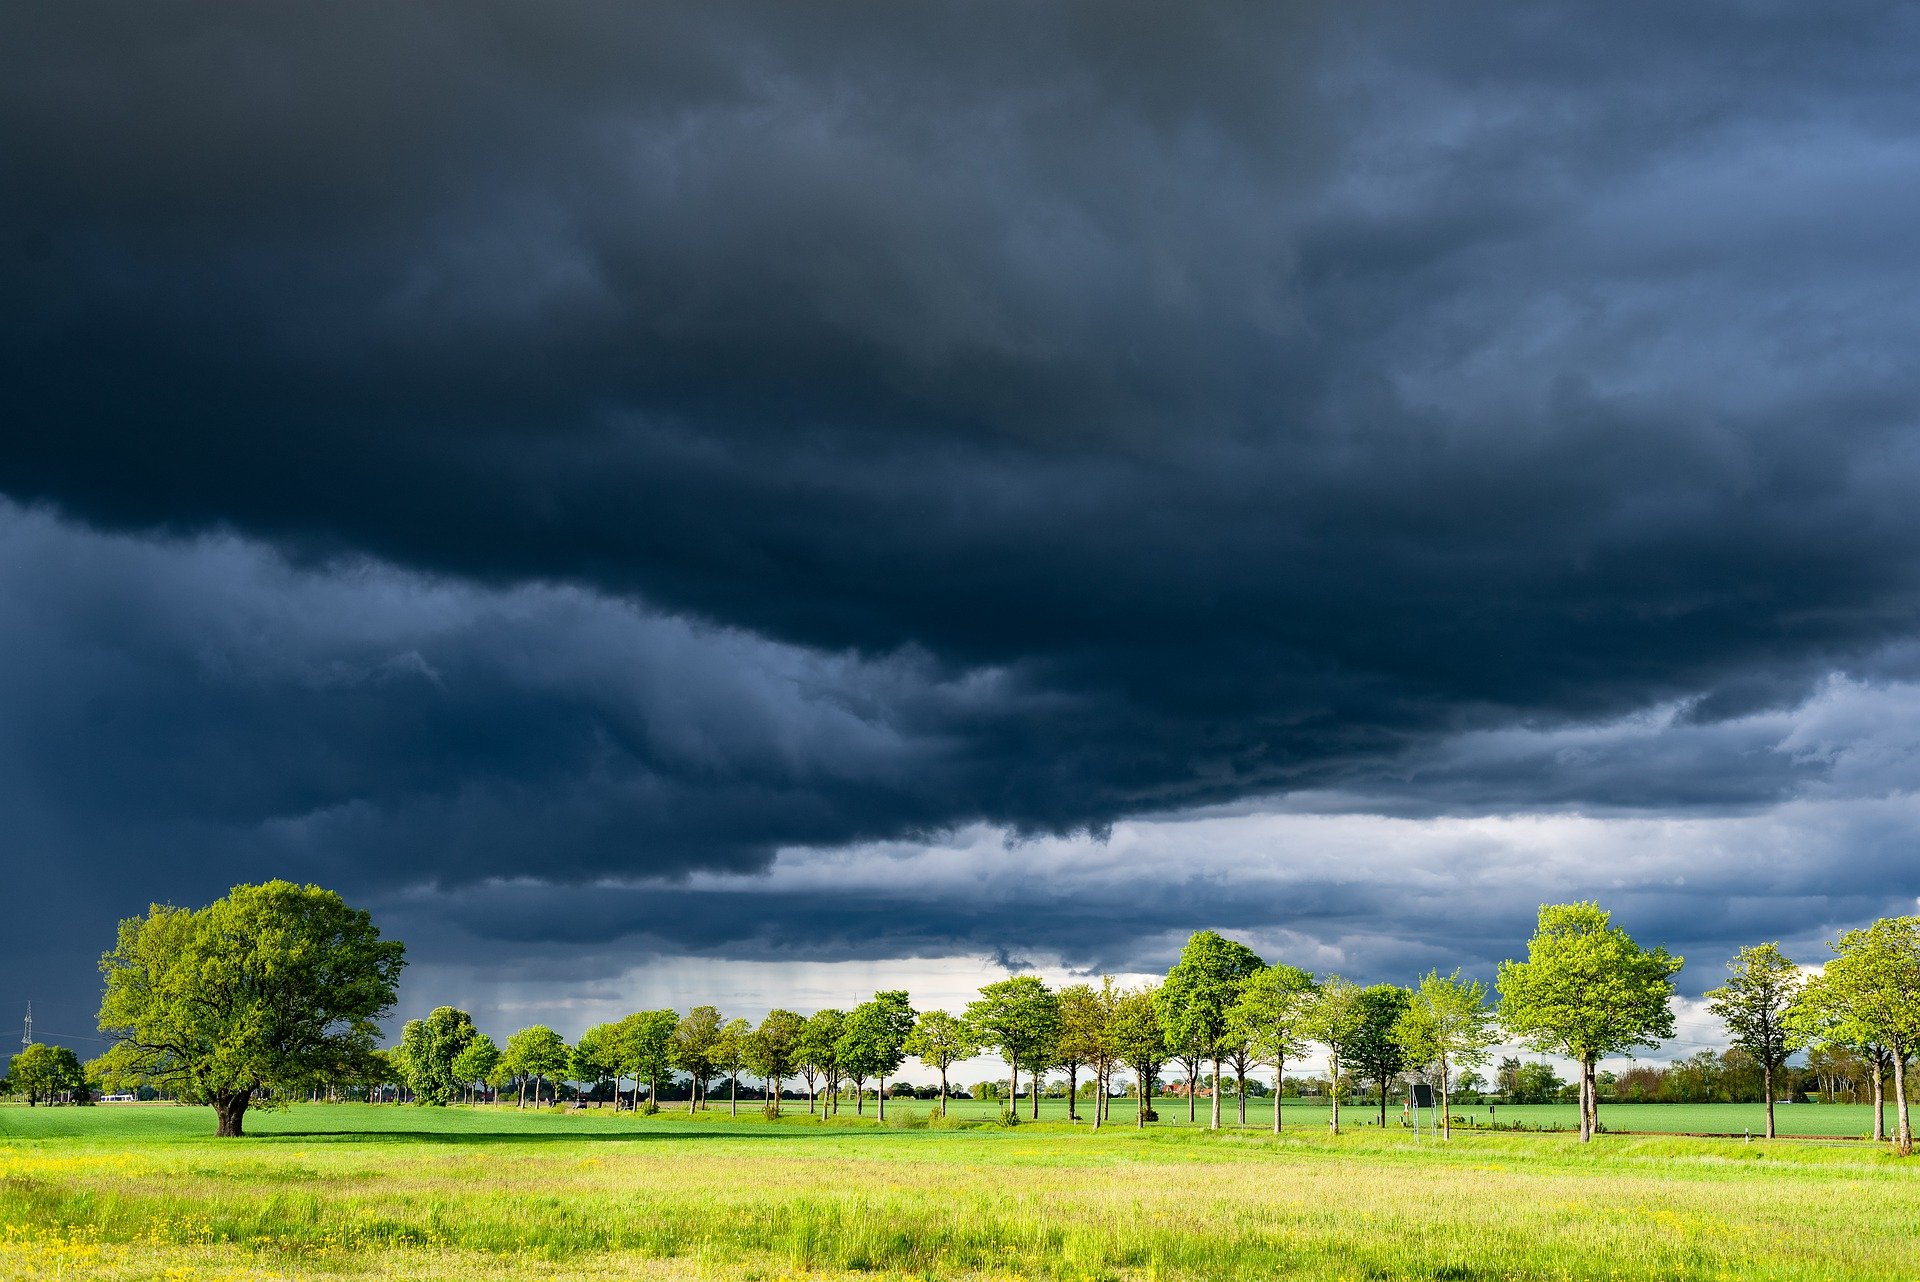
{"left": 502, "top": 1025, "right": 570, "bottom": 1107}
{"left": 1081, "top": 977, "right": 1123, "bottom": 1128}
{"left": 397, "top": 1006, "right": 480, "bottom": 1106}
{"left": 1229, "top": 963, "right": 1317, "bottom": 1133}
{"left": 1306, "top": 976, "right": 1364, "bottom": 1135}
{"left": 1158, "top": 930, "right": 1264, "bottom": 1130}
{"left": 799, "top": 1008, "right": 846, "bottom": 1115}
{"left": 903, "top": 1009, "right": 976, "bottom": 1117}
{"left": 571, "top": 1021, "right": 621, "bottom": 1106}
{"left": 1054, "top": 984, "right": 1102, "bottom": 1121}
{"left": 450, "top": 1035, "right": 500, "bottom": 1105}
{"left": 1350, "top": 985, "right": 1412, "bottom": 1127}
{"left": 617, "top": 1010, "right": 678, "bottom": 1113}
{"left": 839, "top": 991, "right": 915, "bottom": 1122}
{"left": 1705, "top": 943, "right": 1806, "bottom": 1140}
{"left": 11, "top": 1043, "right": 87, "bottom": 1106}
{"left": 965, "top": 976, "right": 1059, "bottom": 1124}
{"left": 1498, "top": 902, "right": 1682, "bottom": 1142}
{"left": 1392, "top": 970, "right": 1498, "bottom": 1140}
{"left": 94, "top": 880, "right": 404, "bottom": 1136}
{"left": 671, "top": 1006, "right": 723, "bottom": 1112}
{"left": 1109, "top": 983, "right": 1166, "bottom": 1128}
{"left": 714, "top": 1018, "right": 752, "bottom": 1117}
{"left": 744, "top": 1009, "right": 805, "bottom": 1117}
{"left": 1799, "top": 918, "right": 1920, "bottom": 1154}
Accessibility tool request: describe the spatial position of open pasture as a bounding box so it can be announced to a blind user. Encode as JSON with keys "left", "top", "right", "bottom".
{"left": 2, "top": 1103, "right": 1917, "bottom": 1281}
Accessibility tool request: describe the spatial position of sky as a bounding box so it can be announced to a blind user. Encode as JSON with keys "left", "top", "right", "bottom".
{"left": 7, "top": 2, "right": 1920, "bottom": 1082}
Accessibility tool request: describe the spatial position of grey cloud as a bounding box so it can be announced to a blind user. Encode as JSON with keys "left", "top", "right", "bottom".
{"left": 9, "top": 3, "right": 1920, "bottom": 1028}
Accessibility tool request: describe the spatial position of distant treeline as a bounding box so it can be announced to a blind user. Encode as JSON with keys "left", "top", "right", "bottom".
{"left": 14, "top": 882, "right": 1920, "bottom": 1152}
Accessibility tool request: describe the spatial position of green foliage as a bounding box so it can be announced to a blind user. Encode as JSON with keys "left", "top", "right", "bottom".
{"left": 798, "top": 1008, "right": 846, "bottom": 1100}
{"left": 1795, "top": 917, "right": 1920, "bottom": 1152}
{"left": 744, "top": 1009, "right": 805, "bottom": 1113}
{"left": 965, "top": 976, "right": 1060, "bottom": 1105}
{"left": 93, "top": 880, "right": 404, "bottom": 1135}
{"left": 615, "top": 1009, "right": 677, "bottom": 1101}
{"left": 1393, "top": 970, "right": 1498, "bottom": 1135}
{"left": 1498, "top": 902, "right": 1682, "bottom": 1062}
{"left": 903, "top": 1010, "right": 976, "bottom": 1086}
{"left": 1108, "top": 984, "right": 1166, "bottom": 1094}
{"left": 10, "top": 1042, "right": 87, "bottom": 1104}
{"left": 1707, "top": 943, "right": 1806, "bottom": 1138}
{"left": 450, "top": 1035, "right": 500, "bottom": 1100}
{"left": 502, "top": 1025, "right": 570, "bottom": 1103}
{"left": 1157, "top": 930, "right": 1265, "bottom": 1066}
{"left": 839, "top": 991, "right": 916, "bottom": 1098}
{"left": 571, "top": 1021, "right": 621, "bottom": 1093}
{"left": 1230, "top": 964, "right": 1317, "bottom": 1072}
{"left": 397, "top": 1006, "right": 481, "bottom": 1105}
{"left": 1348, "top": 985, "right": 1411, "bottom": 1107}
{"left": 671, "top": 1006, "right": 723, "bottom": 1103}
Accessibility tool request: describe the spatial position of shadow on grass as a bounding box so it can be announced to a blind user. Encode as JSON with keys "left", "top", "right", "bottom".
{"left": 251, "top": 1126, "right": 842, "bottom": 1145}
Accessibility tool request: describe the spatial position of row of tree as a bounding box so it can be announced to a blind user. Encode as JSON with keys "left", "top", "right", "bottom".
{"left": 69, "top": 881, "right": 1920, "bottom": 1153}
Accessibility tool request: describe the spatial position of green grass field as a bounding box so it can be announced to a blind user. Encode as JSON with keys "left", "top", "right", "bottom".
{"left": 3, "top": 1101, "right": 1917, "bottom": 1281}
{"left": 918, "top": 1095, "right": 1894, "bottom": 1138}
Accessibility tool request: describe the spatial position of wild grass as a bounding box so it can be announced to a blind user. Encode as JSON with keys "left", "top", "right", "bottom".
{"left": 1, "top": 1103, "right": 1915, "bottom": 1280}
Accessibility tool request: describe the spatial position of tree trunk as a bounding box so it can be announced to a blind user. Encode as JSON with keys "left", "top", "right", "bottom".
{"left": 1031, "top": 1070, "right": 1039, "bottom": 1119}
{"left": 1378, "top": 1077, "right": 1389, "bottom": 1128}
{"left": 1186, "top": 1061, "right": 1198, "bottom": 1122}
{"left": 1439, "top": 1058, "right": 1451, "bottom": 1141}
{"left": 1009, "top": 1061, "right": 1018, "bottom": 1118}
{"left": 730, "top": 1071, "right": 738, "bottom": 1117}
{"left": 1893, "top": 1051, "right": 1912, "bottom": 1156}
{"left": 1136, "top": 1067, "right": 1148, "bottom": 1128}
{"left": 1576, "top": 1061, "right": 1588, "bottom": 1142}
{"left": 1328, "top": 1052, "right": 1341, "bottom": 1134}
{"left": 855, "top": 1080, "right": 865, "bottom": 1114}
{"left": 1067, "top": 1064, "right": 1078, "bottom": 1120}
{"left": 1764, "top": 1062, "right": 1776, "bottom": 1139}
{"left": 1273, "top": 1057, "right": 1284, "bottom": 1134}
{"left": 939, "top": 1069, "right": 948, "bottom": 1117}
{"left": 1872, "top": 1059, "right": 1886, "bottom": 1141}
{"left": 1210, "top": 1056, "right": 1222, "bottom": 1130}
{"left": 1238, "top": 1071, "right": 1247, "bottom": 1125}
{"left": 214, "top": 1091, "right": 249, "bottom": 1138}
{"left": 878, "top": 1075, "right": 887, "bottom": 1123}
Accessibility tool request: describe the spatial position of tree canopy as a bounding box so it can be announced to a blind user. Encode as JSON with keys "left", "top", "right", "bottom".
{"left": 1392, "top": 970, "right": 1498, "bottom": 1139}
{"left": 11, "top": 1043, "right": 87, "bottom": 1106}
{"left": 965, "top": 976, "right": 1059, "bottom": 1120}
{"left": 1229, "top": 963, "right": 1317, "bottom": 1133}
{"left": 1801, "top": 918, "right": 1920, "bottom": 1154}
{"left": 94, "top": 880, "right": 404, "bottom": 1136}
{"left": 1705, "top": 943, "right": 1805, "bottom": 1140}
{"left": 397, "top": 1006, "right": 480, "bottom": 1105}
{"left": 902, "top": 1009, "right": 977, "bottom": 1115}
{"left": 1158, "top": 930, "right": 1265, "bottom": 1129}
{"left": 839, "top": 990, "right": 915, "bottom": 1120}
{"left": 1498, "top": 902, "right": 1681, "bottom": 1142}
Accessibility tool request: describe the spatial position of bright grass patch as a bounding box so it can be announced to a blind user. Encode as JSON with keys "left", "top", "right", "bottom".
{"left": 0, "top": 1102, "right": 1915, "bottom": 1280}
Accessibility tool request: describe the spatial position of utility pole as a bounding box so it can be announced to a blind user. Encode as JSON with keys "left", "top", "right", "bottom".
{"left": 21, "top": 1001, "right": 31, "bottom": 1049}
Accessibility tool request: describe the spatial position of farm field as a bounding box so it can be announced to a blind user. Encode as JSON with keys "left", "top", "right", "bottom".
{"left": 3, "top": 1103, "right": 1918, "bottom": 1281}
{"left": 925, "top": 1096, "right": 1893, "bottom": 1138}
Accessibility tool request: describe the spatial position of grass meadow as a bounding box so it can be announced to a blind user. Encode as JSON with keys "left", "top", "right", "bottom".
{"left": 3, "top": 1101, "right": 1917, "bottom": 1281}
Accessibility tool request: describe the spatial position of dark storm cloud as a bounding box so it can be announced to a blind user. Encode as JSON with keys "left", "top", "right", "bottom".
{"left": 9, "top": 3, "right": 1920, "bottom": 1023}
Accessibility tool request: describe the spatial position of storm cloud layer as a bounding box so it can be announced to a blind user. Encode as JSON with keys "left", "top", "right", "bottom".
{"left": 7, "top": 3, "right": 1920, "bottom": 1037}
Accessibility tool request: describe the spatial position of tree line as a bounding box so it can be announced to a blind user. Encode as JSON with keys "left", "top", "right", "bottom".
{"left": 28, "top": 881, "right": 1920, "bottom": 1154}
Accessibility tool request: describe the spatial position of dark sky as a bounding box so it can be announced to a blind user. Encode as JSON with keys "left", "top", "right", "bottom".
{"left": 7, "top": 2, "right": 1920, "bottom": 1049}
